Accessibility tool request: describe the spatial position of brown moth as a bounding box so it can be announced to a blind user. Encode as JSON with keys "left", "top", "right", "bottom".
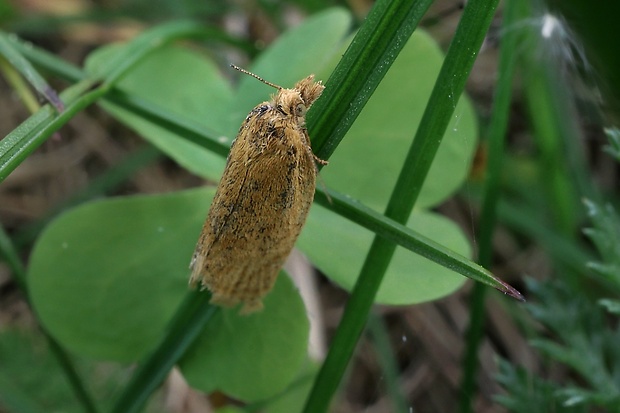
{"left": 189, "top": 65, "right": 327, "bottom": 314}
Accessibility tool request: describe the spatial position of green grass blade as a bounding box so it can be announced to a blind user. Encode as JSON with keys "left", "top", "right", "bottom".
{"left": 367, "top": 313, "right": 409, "bottom": 413}
{"left": 0, "top": 79, "right": 102, "bottom": 183}
{"left": 0, "top": 30, "right": 64, "bottom": 111}
{"left": 303, "top": 1, "right": 503, "bottom": 411}
{"left": 459, "top": 0, "right": 524, "bottom": 411}
{"left": 0, "top": 22, "right": 213, "bottom": 184}
{"left": 0, "top": 55, "right": 41, "bottom": 112}
{"left": 109, "top": 291, "right": 218, "bottom": 413}
{"left": 3, "top": 33, "right": 84, "bottom": 82}
{"left": 314, "top": 188, "right": 521, "bottom": 296}
{"left": 307, "top": 0, "right": 434, "bottom": 161}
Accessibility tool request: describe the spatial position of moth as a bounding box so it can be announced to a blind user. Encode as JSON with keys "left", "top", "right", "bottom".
{"left": 189, "top": 65, "right": 327, "bottom": 314}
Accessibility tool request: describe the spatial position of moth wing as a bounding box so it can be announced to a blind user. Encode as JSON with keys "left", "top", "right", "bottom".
{"left": 190, "top": 110, "right": 272, "bottom": 279}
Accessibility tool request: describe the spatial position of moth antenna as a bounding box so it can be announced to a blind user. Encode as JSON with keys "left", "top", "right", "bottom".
{"left": 230, "top": 64, "right": 282, "bottom": 90}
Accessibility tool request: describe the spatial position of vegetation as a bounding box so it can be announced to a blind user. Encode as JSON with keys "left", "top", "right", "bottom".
{"left": 0, "top": 0, "right": 618, "bottom": 412}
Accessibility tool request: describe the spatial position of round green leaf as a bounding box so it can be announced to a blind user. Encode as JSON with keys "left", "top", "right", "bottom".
{"left": 299, "top": 206, "right": 469, "bottom": 305}
{"left": 179, "top": 273, "right": 309, "bottom": 402}
{"left": 264, "top": 360, "right": 318, "bottom": 413}
{"left": 28, "top": 189, "right": 208, "bottom": 361}
{"left": 86, "top": 44, "right": 233, "bottom": 180}
{"left": 319, "top": 29, "right": 478, "bottom": 210}
{"left": 28, "top": 189, "right": 308, "bottom": 372}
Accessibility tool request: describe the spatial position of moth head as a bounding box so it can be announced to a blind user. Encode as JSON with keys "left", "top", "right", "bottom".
{"left": 229, "top": 65, "right": 324, "bottom": 121}
{"left": 275, "top": 90, "right": 307, "bottom": 123}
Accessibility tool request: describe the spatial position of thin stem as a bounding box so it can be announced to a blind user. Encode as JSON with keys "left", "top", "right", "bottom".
{"left": 109, "top": 292, "right": 218, "bottom": 413}
{"left": 459, "top": 0, "right": 522, "bottom": 411}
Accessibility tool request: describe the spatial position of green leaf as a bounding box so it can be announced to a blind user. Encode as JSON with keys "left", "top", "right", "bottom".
{"left": 29, "top": 189, "right": 204, "bottom": 362}
{"left": 319, "top": 29, "right": 477, "bottom": 210}
{"left": 300, "top": 205, "right": 468, "bottom": 304}
{"left": 179, "top": 275, "right": 309, "bottom": 401}
{"left": 0, "top": 30, "right": 63, "bottom": 111}
{"left": 86, "top": 44, "right": 233, "bottom": 180}
{"left": 28, "top": 188, "right": 310, "bottom": 401}
{"left": 299, "top": 29, "right": 476, "bottom": 304}
{"left": 232, "top": 7, "right": 352, "bottom": 129}
{"left": 84, "top": 8, "right": 352, "bottom": 182}
{"left": 0, "top": 329, "right": 131, "bottom": 413}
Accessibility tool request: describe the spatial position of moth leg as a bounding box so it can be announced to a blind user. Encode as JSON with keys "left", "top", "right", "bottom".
{"left": 311, "top": 152, "right": 328, "bottom": 165}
